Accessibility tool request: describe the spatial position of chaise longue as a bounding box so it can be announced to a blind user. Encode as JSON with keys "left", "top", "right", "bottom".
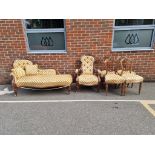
{"left": 11, "top": 60, "right": 73, "bottom": 96}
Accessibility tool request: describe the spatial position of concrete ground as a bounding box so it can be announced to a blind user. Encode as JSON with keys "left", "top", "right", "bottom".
{"left": 0, "top": 82, "right": 155, "bottom": 100}
{"left": 0, "top": 82, "right": 155, "bottom": 135}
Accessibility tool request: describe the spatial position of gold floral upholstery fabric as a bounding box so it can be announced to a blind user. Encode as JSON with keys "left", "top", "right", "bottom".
{"left": 105, "top": 73, "right": 125, "bottom": 84}
{"left": 13, "top": 60, "right": 33, "bottom": 69}
{"left": 81, "top": 55, "right": 94, "bottom": 75}
{"left": 121, "top": 73, "right": 143, "bottom": 83}
{"left": 76, "top": 56, "right": 100, "bottom": 86}
{"left": 77, "top": 74, "right": 99, "bottom": 86}
{"left": 11, "top": 67, "right": 26, "bottom": 79}
{"left": 38, "top": 69, "right": 56, "bottom": 75}
{"left": 106, "top": 71, "right": 116, "bottom": 74}
{"left": 117, "top": 70, "right": 136, "bottom": 75}
{"left": 12, "top": 59, "right": 73, "bottom": 88}
{"left": 25, "top": 64, "right": 38, "bottom": 75}
{"left": 16, "top": 74, "right": 73, "bottom": 88}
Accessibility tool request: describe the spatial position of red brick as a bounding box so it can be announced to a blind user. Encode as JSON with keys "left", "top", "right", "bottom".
{"left": 0, "top": 19, "right": 155, "bottom": 84}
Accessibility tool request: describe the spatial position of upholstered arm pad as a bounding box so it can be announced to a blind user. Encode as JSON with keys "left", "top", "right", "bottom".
{"left": 97, "top": 69, "right": 102, "bottom": 75}
{"left": 75, "top": 68, "right": 82, "bottom": 75}
{"left": 38, "top": 69, "right": 56, "bottom": 75}
{"left": 75, "top": 69, "right": 79, "bottom": 74}
{"left": 97, "top": 69, "right": 107, "bottom": 78}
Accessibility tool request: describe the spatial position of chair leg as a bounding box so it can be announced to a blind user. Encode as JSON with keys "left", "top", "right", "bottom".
{"left": 120, "top": 83, "right": 123, "bottom": 96}
{"left": 123, "top": 82, "right": 127, "bottom": 96}
{"left": 105, "top": 83, "right": 108, "bottom": 96}
{"left": 114, "top": 84, "right": 117, "bottom": 89}
{"left": 103, "top": 82, "right": 106, "bottom": 89}
{"left": 121, "top": 83, "right": 125, "bottom": 96}
{"left": 139, "top": 82, "right": 142, "bottom": 95}
{"left": 76, "top": 82, "right": 80, "bottom": 92}
{"left": 12, "top": 83, "right": 18, "bottom": 96}
{"left": 67, "top": 86, "right": 71, "bottom": 95}
{"left": 97, "top": 83, "right": 100, "bottom": 92}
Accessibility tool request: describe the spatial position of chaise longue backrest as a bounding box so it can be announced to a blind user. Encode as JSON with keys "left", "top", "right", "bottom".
{"left": 13, "top": 60, "right": 33, "bottom": 69}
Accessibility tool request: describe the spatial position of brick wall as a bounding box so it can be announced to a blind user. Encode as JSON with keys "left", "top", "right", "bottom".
{"left": 0, "top": 19, "right": 155, "bottom": 84}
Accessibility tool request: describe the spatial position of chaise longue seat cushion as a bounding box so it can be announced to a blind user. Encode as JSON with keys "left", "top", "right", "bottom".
{"left": 16, "top": 74, "right": 73, "bottom": 88}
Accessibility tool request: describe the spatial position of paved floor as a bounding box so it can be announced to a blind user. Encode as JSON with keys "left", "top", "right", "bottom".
{"left": 0, "top": 101, "right": 154, "bottom": 135}
{"left": 0, "top": 82, "right": 155, "bottom": 135}
{"left": 0, "top": 82, "right": 155, "bottom": 100}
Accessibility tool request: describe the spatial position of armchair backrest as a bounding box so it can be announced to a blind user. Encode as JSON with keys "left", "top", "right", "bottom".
{"left": 13, "top": 60, "right": 33, "bottom": 69}
{"left": 81, "top": 55, "right": 94, "bottom": 75}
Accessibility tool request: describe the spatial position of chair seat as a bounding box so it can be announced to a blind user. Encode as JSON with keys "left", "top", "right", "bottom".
{"left": 99, "top": 70, "right": 117, "bottom": 78}
{"left": 105, "top": 73, "right": 125, "bottom": 84}
{"left": 16, "top": 74, "right": 73, "bottom": 88}
{"left": 77, "top": 74, "right": 99, "bottom": 86}
{"left": 117, "top": 70, "right": 136, "bottom": 75}
{"left": 122, "top": 73, "right": 143, "bottom": 83}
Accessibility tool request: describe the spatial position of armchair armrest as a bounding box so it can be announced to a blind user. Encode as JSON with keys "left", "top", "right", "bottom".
{"left": 97, "top": 69, "right": 107, "bottom": 78}
{"left": 74, "top": 68, "right": 82, "bottom": 82}
{"left": 75, "top": 69, "right": 79, "bottom": 74}
{"left": 97, "top": 69, "right": 102, "bottom": 76}
{"left": 75, "top": 68, "right": 82, "bottom": 76}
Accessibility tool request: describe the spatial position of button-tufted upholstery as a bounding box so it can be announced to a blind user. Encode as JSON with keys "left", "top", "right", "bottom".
{"left": 81, "top": 55, "right": 94, "bottom": 75}
{"left": 13, "top": 60, "right": 33, "bottom": 69}
{"left": 11, "top": 67, "right": 26, "bottom": 79}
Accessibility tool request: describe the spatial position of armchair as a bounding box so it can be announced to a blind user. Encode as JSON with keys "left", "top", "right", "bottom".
{"left": 75, "top": 55, "right": 101, "bottom": 92}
